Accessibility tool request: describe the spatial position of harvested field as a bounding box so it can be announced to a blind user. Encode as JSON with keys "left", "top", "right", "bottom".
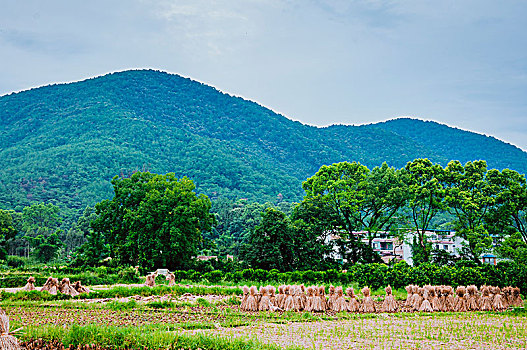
{"left": 6, "top": 305, "right": 243, "bottom": 327}
{"left": 190, "top": 312, "right": 527, "bottom": 349}
{"left": 5, "top": 300, "right": 527, "bottom": 349}
{"left": 2, "top": 283, "right": 526, "bottom": 349}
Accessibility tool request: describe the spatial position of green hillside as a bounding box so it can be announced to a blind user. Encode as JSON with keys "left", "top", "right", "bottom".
{"left": 368, "top": 118, "right": 527, "bottom": 174}
{"left": 1, "top": 69, "right": 525, "bottom": 217}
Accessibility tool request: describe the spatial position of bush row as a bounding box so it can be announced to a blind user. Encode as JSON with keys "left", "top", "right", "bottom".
{"left": 0, "top": 267, "right": 141, "bottom": 288}
{"left": 0, "top": 285, "right": 242, "bottom": 302}
{"left": 180, "top": 261, "right": 527, "bottom": 292}
{"left": 2, "top": 261, "right": 525, "bottom": 292}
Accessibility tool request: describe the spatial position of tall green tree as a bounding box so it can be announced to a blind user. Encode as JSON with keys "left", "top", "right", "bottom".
{"left": 494, "top": 231, "right": 527, "bottom": 265}
{"left": 402, "top": 158, "right": 446, "bottom": 264}
{"left": 290, "top": 197, "right": 341, "bottom": 270}
{"left": 444, "top": 160, "right": 494, "bottom": 263}
{"left": 239, "top": 208, "right": 295, "bottom": 271}
{"left": 301, "top": 162, "right": 379, "bottom": 264}
{"left": 211, "top": 199, "right": 271, "bottom": 256}
{"left": 92, "top": 172, "right": 214, "bottom": 270}
{"left": 21, "top": 203, "right": 61, "bottom": 237}
{"left": 19, "top": 203, "right": 62, "bottom": 260}
{"left": 0, "top": 209, "right": 17, "bottom": 260}
{"left": 360, "top": 163, "right": 408, "bottom": 247}
{"left": 486, "top": 168, "right": 527, "bottom": 244}
{"left": 27, "top": 232, "right": 64, "bottom": 262}
{"left": 64, "top": 206, "right": 98, "bottom": 262}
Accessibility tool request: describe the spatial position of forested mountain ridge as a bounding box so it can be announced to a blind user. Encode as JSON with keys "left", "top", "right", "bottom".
{"left": 368, "top": 118, "right": 527, "bottom": 175}
{"left": 1, "top": 69, "right": 526, "bottom": 218}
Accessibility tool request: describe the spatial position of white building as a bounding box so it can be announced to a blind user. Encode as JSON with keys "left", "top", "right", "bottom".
{"left": 326, "top": 229, "right": 466, "bottom": 265}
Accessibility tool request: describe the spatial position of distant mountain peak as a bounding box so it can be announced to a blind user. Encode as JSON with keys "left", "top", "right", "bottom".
{"left": 1, "top": 70, "right": 525, "bottom": 213}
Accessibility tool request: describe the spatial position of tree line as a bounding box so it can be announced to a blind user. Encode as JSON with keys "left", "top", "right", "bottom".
{"left": 0, "top": 158, "right": 526, "bottom": 273}
{"left": 240, "top": 159, "right": 527, "bottom": 270}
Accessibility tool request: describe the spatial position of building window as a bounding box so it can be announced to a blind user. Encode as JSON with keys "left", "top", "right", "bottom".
{"left": 443, "top": 245, "right": 448, "bottom": 250}
{"left": 380, "top": 242, "right": 393, "bottom": 251}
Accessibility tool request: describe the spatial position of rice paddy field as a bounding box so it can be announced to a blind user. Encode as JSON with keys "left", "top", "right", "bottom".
{"left": 2, "top": 283, "right": 526, "bottom": 350}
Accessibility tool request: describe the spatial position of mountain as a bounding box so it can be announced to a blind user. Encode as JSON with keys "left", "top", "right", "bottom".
{"left": 368, "top": 118, "right": 527, "bottom": 175}
{"left": 1, "top": 69, "right": 526, "bottom": 217}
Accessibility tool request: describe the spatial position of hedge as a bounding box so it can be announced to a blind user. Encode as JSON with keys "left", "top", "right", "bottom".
{"left": 197, "top": 261, "right": 527, "bottom": 292}
{"left": 0, "top": 267, "right": 141, "bottom": 288}
{"left": 2, "top": 261, "right": 525, "bottom": 292}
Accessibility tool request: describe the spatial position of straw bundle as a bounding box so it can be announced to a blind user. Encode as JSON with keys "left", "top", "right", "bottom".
{"left": 333, "top": 286, "right": 348, "bottom": 312}
{"left": 439, "top": 286, "right": 449, "bottom": 312}
{"left": 327, "top": 285, "right": 336, "bottom": 310}
{"left": 503, "top": 287, "right": 513, "bottom": 308}
{"left": 360, "top": 286, "right": 375, "bottom": 313}
{"left": 445, "top": 286, "right": 455, "bottom": 312}
{"left": 346, "top": 287, "right": 360, "bottom": 312}
{"left": 419, "top": 288, "right": 433, "bottom": 312}
{"left": 304, "top": 286, "right": 314, "bottom": 312}
{"left": 381, "top": 285, "right": 397, "bottom": 313}
{"left": 311, "top": 286, "right": 324, "bottom": 312}
{"left": 240, "top": 286, "right": 250, "bottom": 311}
{"left": 293, "top": 286, "right": 305, "bottom": 311}
{"left": 144, "top": 273, "right": 156, "bottom": 287}
{"left": 432, "top": 286, "right": 442, "bottom": 311}
{"left": 0, "top": 309, "right": 20, "bottom": 350}
{"left": 304, "top": 287, "right": 315, "bottom": 311}
{"left": 492, "top": 287, "right": 506, "bottom": 311}
{"left": 277, "top": 286, "right": 285, "bottom": 309}
{"left": 409, "top": 285, "right": 420, "bottom": 311}
{"left": 488, "top": 286, "right": 495, "bottom": 304}
{"left": 411, "top": 287, "right": 423, "bottom": 311}
{"left": 454, "top": 286, "right": 467, "bottom": 312}
{"left": 512, "top": 287, "right": 523, "bottom": 307}
{"left": 404, "top": 285, "right": 413, "bottom": 308}
{"left": 73, "top": 281, "right": 90, "bottom": 294}
{"left": 300, "top": 284, "right": 307, "bottom": 307}
{"left": 267, "top": 285, "right": 277, "bottom": 307}
{"left": 466, "top": 285, "right": 479, "bottom": 311}
{"left": 245, "top": 286, "right": 259, "bottom": 311}
{"left": 22, "top": 276, "right": 36, "bottom": 291}
{"left": 166, "top": 273, "right": 176, "bottom": 287}
{"left": 319, "top": 286, "right": 327, "bottom": 311}
{"left": 259, "top": 286, "right": 271, "bottom": 311}
{"left": 40, "top": 277, "right": 58, "bottom": 295}
{"left": 256, "top": 287, "right": 262, "bottom": 306}
{"left": 59, "top": 278, "right": 79, "bottom": 296}
{"left": 479, "top": 286, "right": 492, "bottom": 311}
{"left": 283, "top": 285, "right": 295, "bottom": 311}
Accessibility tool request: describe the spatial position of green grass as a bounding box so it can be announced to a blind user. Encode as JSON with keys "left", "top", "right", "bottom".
{"left": 19, "top": 324, "right": 303, "bottom": 350}
{"left": 0, "top": 284, "right": 242, "bottom": 302}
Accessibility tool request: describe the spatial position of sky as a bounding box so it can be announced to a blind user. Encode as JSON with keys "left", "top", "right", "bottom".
{"left": 1, "top": 0, "right": 526, "bottom": 150}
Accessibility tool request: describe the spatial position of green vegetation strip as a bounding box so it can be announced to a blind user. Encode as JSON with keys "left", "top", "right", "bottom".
{"left": 0, "top": 284, "right": 242, "bottom": 302}
{"left": 20, "top": 324, "right": 303, "bottom": 350}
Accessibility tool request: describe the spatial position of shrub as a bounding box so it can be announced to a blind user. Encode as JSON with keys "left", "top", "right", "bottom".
{"left": 301, "top": 270, "right": 316, "bottom": 284}
{"left": 454, "top": 266, "right": 483, "bottom": 286}
{"left": 188, "top": 271, "right": 203, "bottom": 282}
{"left": 7, "top": 255, "right": 28, "bottom": 268}
{"left": 241, "top": 269, "right": 254, "bottom": 281}
{"left": 203, "top": 270, "right": 223, "bottom": 284}
{"left": 324, "top": 269, "right": 339, "bottom": 283}
{"left": 252, "top": 269, "right": 269, "bottom": 281}
{"left": 289, "top": 270, "right": 302, "bottom": 283}
{"left": 267, "top": 269, "right": 280, "bottom": 282}
{"left": 118, "top": 267, "right": 140, "bottom": 283}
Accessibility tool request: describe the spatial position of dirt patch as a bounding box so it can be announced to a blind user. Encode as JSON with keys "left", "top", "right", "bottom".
{"left": 6, "top": 305, "right": 241, "bottom": 327}
{"left": 189, "top": 313, "right": 527, "bottom": 349}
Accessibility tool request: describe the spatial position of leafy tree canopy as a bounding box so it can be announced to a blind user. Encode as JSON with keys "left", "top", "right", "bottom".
{"left": 91, "top": 172, "right": 214, "bottom": 271}
{"left": 0, "top": 209, "right": 17, "bottom": 260}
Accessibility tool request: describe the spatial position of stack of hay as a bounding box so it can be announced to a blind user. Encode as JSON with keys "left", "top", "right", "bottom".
{"left": 0, "top": 308, "right": 21, "bottom": 350}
